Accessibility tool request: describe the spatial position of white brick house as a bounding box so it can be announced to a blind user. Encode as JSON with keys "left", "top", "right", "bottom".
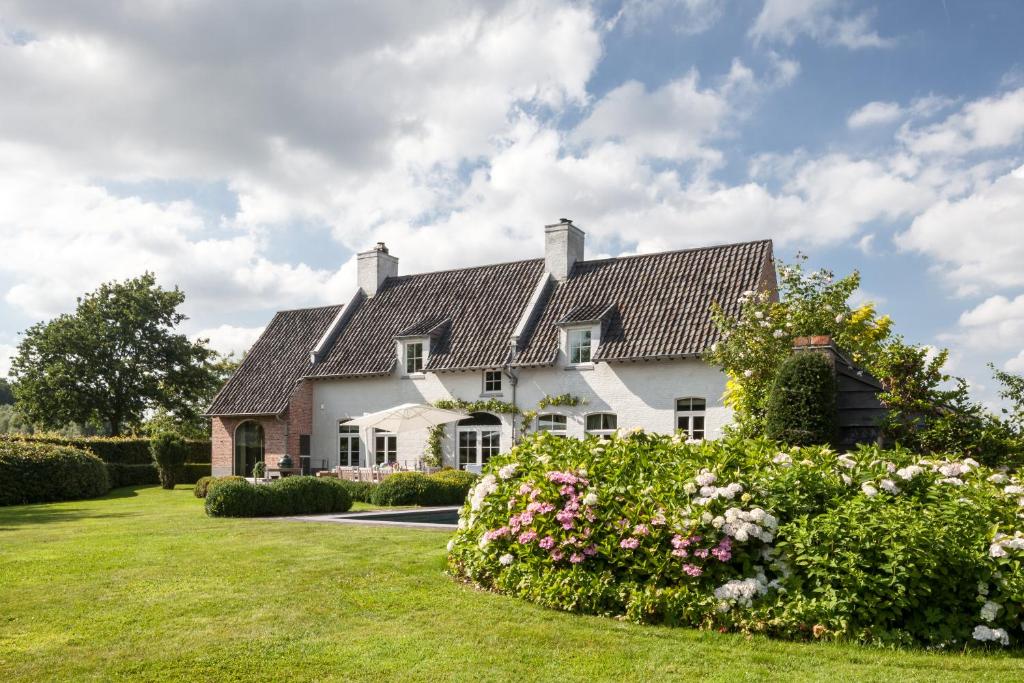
{"left": 206, "top": 221, "right": 776, "bottom": 476}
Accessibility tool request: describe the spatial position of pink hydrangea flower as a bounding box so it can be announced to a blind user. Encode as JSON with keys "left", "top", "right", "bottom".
{"left": 519, "top": 511, "right": 534, "bottom": 526}
{"left": 633, "top": 524, "right": 650, "bottom": 536}
{"left": 569, "top": 553, "right": 585, "bottom": 564}
{"left": 671, "top": 548, "right": 688, "bottom": 558}
{"left": 517, "top": 531, "right": 537, "bottom": 544}
{"left": 620, "top": 537, "right": 641, "bottom": 550}
{"left": 651, "top": 511, "right": 667, "bottom": 526}
{"left": 550, "top": 548, "right": 565, "bottom": 562}
{"left": 671, "top": 534, "right": 690, "bottom": 549}
{"left": 538, "top": 536, "right": 556, "bottom": 550}
{"left": 484, "top": 527, "right": 510, "bottom": 541}
{"left": 547, "top": 471, "right": 579, "bottom": 485}
{"left": 518, "top": 483, "right": 533, "bottom": 496}
{"left": 559, "top": 484, "right": 576, "bottom": 496}
{"left": 693, "top": 548, "right": 709, "bottom": 559}
{"left": 682, "top": 563, "right": 703, "bottom": 577}
{"left": 583, "top": 544, "right": 598, "bottom": 556}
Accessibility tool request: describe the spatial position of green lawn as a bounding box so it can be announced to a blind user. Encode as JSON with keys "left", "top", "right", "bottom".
{"left": 1, "top": 488, "right": 1022, "bottom": 682}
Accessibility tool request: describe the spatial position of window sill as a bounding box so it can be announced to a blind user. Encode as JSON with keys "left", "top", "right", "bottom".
{"left": 564, "top": 363, "right": 594, "bottom": 371}
{"left": 479, "top": 391, "right": 504, "bottom": 398}
{"left": 402, "top": 372, "right": 426, "bottom": 380}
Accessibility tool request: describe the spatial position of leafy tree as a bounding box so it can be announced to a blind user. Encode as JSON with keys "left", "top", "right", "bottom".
{"left": 0, "top": 404, "right": 33, "bottom": 434}
{"left": 150, "top": 431, "right": 189, "bottom": 489}
{"left": 765, "top": 352, "right": 838, "bottom": 446}
{"left": 10, "top": 273, "right": 219, "bottom": 436}
{"left": 0, "top": 378, "right": 14, "bottom": 405}
{"left": 143, "top": 352, "right": 241, "bottom": 438}
{"left": 991, "top": 364, "right": 1024, "bottom": 435}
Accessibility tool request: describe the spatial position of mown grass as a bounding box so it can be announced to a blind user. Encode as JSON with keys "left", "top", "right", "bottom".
{"left": 1, "top": 486, "right": 1022, "bottom": 682}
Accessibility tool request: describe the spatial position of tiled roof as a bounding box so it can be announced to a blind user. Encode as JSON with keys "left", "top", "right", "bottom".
{"left": 554, "top": 302, "right": 615, "bottom": 325}
{"left": 308, "top": 259, "right": 546, "bottom": 377}
{"left": 513, "top": 240, "right": 773, "bottom": 366}
{"left": 205, "top": 305, "right": 343, "bottom": 416}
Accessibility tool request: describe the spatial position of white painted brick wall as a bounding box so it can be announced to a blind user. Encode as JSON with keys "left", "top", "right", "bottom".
{"left": 311, "top": 357, "right": 731, "bottom": 469}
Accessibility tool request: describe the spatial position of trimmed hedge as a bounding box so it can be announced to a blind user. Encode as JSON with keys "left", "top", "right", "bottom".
{"left": 7, "top": 435, "right": 211, "bottom": 465}
{"left": 106, "top": 463, "right": 159, "bottom": 487}
{"left": 194, "top": 475, "right": 244, "bottom": 498}
{"left": 430, "top": 469, "right": 478, "bottom": 505}
{"left": 765, "top": 352, "right": 838, "bottom": 446}
{"left": 369, "top": 470, "right": 479, "bottom": 507}
{"left": 205, "top": 477, "right": 353, "bottom": 517}
{"left": 0, "top": 438, "right": 110, "bottom": 505}
{"left": 336, "top": 479, "right": 376, "bottom": 503}
{"left": 182, "top": 463, "right": 212, "bottom": 484}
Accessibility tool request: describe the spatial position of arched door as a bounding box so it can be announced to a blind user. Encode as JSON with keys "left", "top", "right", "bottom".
{"left": 456, "top": 412, "right": 501, "bottom": 470}
{"left": 234, "top": 421, "right": 265, "bottom": 476}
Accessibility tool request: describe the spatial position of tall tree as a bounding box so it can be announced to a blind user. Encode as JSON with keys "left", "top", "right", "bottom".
{"left": 0, "top": 378, "right": 13, "bottom": 405}
{"left": 10, "top": 273, "right": 218, "bottom": 435}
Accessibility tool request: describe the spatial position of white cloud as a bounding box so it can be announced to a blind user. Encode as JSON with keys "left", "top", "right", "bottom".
{"left": 898, "top": 87, "right": 1024, "bottom": 157}
{"left": 1006, "top": 350, "right": 1024, "bottom": 373}
{"left": 953, "top": 294, "right": 1024, "bottom": 351}
{"left": 897, "top": 164, "right": 1024, "bottom": 295}
{"left": 749, "top": 0, "right": 894, "bottom": 49}
{"left": 616, "top": 0, "right": 724, "bottom": 36}
{"left": 848, "top": 101, "right": 903, "bottom": 128}
{"left": 0, "top": 343, "right": 15, "bottom": 378}
{"left": 193, "top": 325, "right": 266, "bottom": 357}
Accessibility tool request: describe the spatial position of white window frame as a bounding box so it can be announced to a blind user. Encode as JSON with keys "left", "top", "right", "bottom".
{"left": 482, "top": 370, "right": 503, "bottom": 394}
{"left": 675, "top": 397, "right": 707, "bottom": 440}
{"left": 567, "top": 328, "right": 593, "bottom": 365}
{"left": 537, "top": 413, "right": 568, "bottom": 436}
{"left": 585, "top": 412, "right": 617, "bottom": 438}
{"left": 403, "top": 340, "right": 425, "bottom": 375}
{"left": 457, "top": 426, "right": 500, "bottom": 470}
{"left": 338, "top": 422, "right": 360, "bottom": 467}
{"left": 374, "top": 429, "right": 397, "bottom": 465}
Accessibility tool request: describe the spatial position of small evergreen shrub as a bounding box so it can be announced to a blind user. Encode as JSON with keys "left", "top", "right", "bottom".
{"left": 765, "top": 352, "right": 838, "bottom": 446}
{"left": 150, "top": 432, "right": 190, "bottom": 489}
{"left": 428, "top": 469, "right": 478, "bottom": 505}
{"left": 370, "top": 472, "right": 439, "bottom": 506}
{"left": 205, "top": 476, "right": 352, "bottom": 517}
{"left": 106, "top": 463, "right": 159, "bottom": 487}
{"left": 0, "top": 438, "right": 110, "bottom": 505}
{"left": 337, "top": 479, "right": 376, "bottom": 503}
{"left": 194, "top": 475, "right": 245, "bottom": 498}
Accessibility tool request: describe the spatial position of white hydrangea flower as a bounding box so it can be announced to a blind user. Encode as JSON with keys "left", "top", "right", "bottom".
{"left": 447, "top": 539, "right": 456, "bottom": 551}
{"left": 772, "top": 329, "right": 785, "bottom": 339}
{"left": 880, "top": 479, "right": 900, "bottom": 494}
{"left": 977, "top": 581, "right": 989, "bottom": 596}
{"left": 498, "top": 553, "right": 514, "bottom": 566}
{"left": 743, "top": 369, "right": 754, "bottom": 378}
{"left": 498, "top": 463, "right": 519, "bottom": 480}
{"left": 988, "top": 473, "right": 1009, "bottom": 484}
{"left": 582, "top": 492, "right": 598, "bottom": 506}
{"left": 469, "top": 474, "right": 498, "bottom": 511}
{"left": 695, "top": 471, "right": 717, "bottom": 487}
{"left": 772, "top": 453, "right": 792, "bottom": 466}
{"left": 837, "top": 454, "right": 857, "bottom": 469}
{"left": 701, "top": 511, "right": 714, "bottom": 525}
{"left": 896, "top": 465, "right": 923, "bottom": 480}
{"left": 1005, "top": 485, "right": 1024, "bottom": 495}
{"left": 835, "top": 314, "right": 844, "bottom": 323}
{"left": 683, "top": 482, "right": 697, "bottom": 495}
{"left": 980, "top": 601, "right": 1001, "bottom": 622}
{"left": 939, "top": 477, "right": 964, "bottom": 486}
{"left": 478, "top": 535, "right": 490, "bottom": 549}
{"left": 990, "top": 542, "right": 1008, "bottom": 558}
{"left": 973, "top": 625, "right": 1009, "bottom": 646}
{"left": 841, "top": 474, "right": 853, "bottom": 486}
{"left": 861, "top": 483, "right": 878, "bottom": 497}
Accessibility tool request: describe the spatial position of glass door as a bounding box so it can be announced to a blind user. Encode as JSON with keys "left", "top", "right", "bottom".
{"left": 338, "top": 423, "right": 360, "bottom": 467}
{"left": 458, "top": 428, "right": 500, "bottom": 469}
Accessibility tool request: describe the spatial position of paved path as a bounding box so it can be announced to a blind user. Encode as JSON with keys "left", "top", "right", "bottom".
{"left": 288, "top": 506, "right": 460, "bottom": 530}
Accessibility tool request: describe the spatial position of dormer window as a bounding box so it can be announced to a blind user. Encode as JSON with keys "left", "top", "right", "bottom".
{"left": 404, "top": 340, "right": 424, "bottom": 374}
{"left": 567, "top": 328, "right": 593, "bottom": 364}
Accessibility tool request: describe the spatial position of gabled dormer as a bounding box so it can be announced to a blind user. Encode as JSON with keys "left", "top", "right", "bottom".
{"left": 555, "top": 302, "right": 615, "bottom": 368}
{"left": 394, "top": 317, "right": 451, "bottom": 376}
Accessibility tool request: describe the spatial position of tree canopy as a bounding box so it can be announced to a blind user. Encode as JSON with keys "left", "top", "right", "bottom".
{"left": 10, "top": 273, "right": 223, "bottom": 436}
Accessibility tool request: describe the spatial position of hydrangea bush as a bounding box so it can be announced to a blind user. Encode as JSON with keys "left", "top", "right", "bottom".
{"left": 447, "top": 431, "right": 1024, "bottom": 648}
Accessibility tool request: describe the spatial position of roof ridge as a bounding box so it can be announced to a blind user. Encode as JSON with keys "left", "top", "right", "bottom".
{"left": 577, "top": 238, "right": 772, "bottom": 267}
{"left": 384, "top": 257, "right": 545, "bottom": 282}
{"left": 270, "top": 303, "right": 345, "bottom": 314}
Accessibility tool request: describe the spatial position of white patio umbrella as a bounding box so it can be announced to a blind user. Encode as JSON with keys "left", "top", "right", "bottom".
{"left": 341, "top": 403, "right": 467, "bottom": 432}
{"left": 341, "top": 403, "right": 467, "bottom": 472}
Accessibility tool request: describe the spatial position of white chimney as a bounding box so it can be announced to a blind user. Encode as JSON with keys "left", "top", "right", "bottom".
{"left": 544, "top": 218, "right": 584, "bottom": 281}
{"left": 357, "top": 242, "right": 399, "bottom": 297}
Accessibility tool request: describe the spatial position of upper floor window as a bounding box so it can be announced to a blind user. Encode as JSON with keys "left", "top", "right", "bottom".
{"left": 675, "top": 397, "right": 707, "bottom": 440}
{"left": 537, "top": 413, "right": 568, "bottom": 436}
{"left": 567, "top": 328, "right": 593, "bottom": 364}
{"left": 483, "top": 370, "right": 502, "bottom": 394}
{"left": 585, "top": 412, "right": 617, "bottom": 438}
{"left": 404, "top": 341, "right": 424, "bottom": 374}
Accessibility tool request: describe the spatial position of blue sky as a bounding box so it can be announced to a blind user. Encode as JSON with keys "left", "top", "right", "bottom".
{"left": 0, "top": 0, "right": 1022, "bottom": 405}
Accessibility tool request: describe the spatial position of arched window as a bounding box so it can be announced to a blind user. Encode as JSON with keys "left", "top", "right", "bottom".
{"left": 537, "top": 413, "right": 568, "bottom": 436}
{"left": 457, "top": 412, "right": 501, "bottom": 470}
{"left": 675, "top": 398, "right": 707, "bottom": 440}
{"left": 234, "top": 421, "right": 265, "bottom": 477}
{"left": 585, "top": 412, "right": 617, "bottom": 438}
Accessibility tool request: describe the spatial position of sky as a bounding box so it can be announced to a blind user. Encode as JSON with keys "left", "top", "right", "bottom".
{"left": 0, "top": 0, "right": 1022, "bottom": 406}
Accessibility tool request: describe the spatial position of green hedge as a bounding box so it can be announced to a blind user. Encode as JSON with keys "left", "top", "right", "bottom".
{"left": 205, "top": 477, "right": 353, "bottom": 517}
{"left": 765, "top": 352, "right": 838, "bottom": 446}
{"left": 0, "top": 438, "right": 110, "bottom": 505}
{"left": 335, "top": 479, "right": 376, "bottom": 503}
{"left": 106, "top": 463, "right": 159, "bottom": 487}
{"left": 8, "top": 435, "right": 211, "bottom": 465}
{"left": 369, "top": 470, "right": 478, "bottom": 507}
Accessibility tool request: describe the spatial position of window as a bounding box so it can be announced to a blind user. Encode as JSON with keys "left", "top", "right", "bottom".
{"left": 338, "top": 423, "right": 360, "bottom": 467}
{"left": 374, "top": 429, "right": 397, "bottom": 465}
{"left": 585, "top": 413, "right": 617, "bottom": 438}
{"left": 537, "top": 413, "right": 568, "bottom": 436}
{"left": 675, "top": 397, "right": 707, "bottom": 440}
{"left": 457, "top": 412, "right": 502, "bottom": 470}
{"left": 234, "top": 421, "right": 265, "bottom": 477}
{"left": 483, "top": 370, "right": 503, "bottom": 394}
{"left": 404, "top": 341, "right": 424, "bottom": 374}
{"left": 299, "top": 434, "right": 311, "bottom": 456}
{"left": 567, "top": 328, "right": 593, "bottom": 364}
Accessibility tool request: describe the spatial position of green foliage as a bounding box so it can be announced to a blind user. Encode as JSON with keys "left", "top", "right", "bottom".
{"left": 107, "top": 463, "right": 159, "bottom": 487}
{"left": 434, "top": 398, "right": 519, "bottom": 415}
{"left": 371, "top": 472, "right": 438, "bottom": 506}
{"left": 150, "top": 432, "right": 189, "bottom": 490}
{"left": 194, "top": 475, "right": 244, "bottom": 499}
{"left": 448, "top": 431, "right": 1024, "bottom": 647}
{"left": 0, "top": 404, "right": 33, "bottom": 434}
{"left": 429, "top": 468, "right": 478, "bottom": 505}
{"left": 423, "top": 424, "right": 444, "bottom": 467}
{"left": 253, "top": 461, "right": 267, "bottom": 478}
{"left": 5, "top": 434, "right": 210, "bottom": 464}
{"left": 204, "top": 477, "right": 352, "bottom": 517}
{"left": 335, "top": 479, "right": 376, "bottom": 503}
{"left": 0, "top": 437, "right": 110, "bottom": 505}
{"left": 9, "top": 273, "right": 222, "bottom": 435}
{"left": 0, "top": 378, "right": 13, "bottom": 405}
{"left": 765, "top": 353, "right": 838, "bottom": 446}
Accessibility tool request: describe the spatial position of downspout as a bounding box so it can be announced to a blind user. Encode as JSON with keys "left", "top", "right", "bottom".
{"left": 505, "top": 341, "right": 520, "bottom": 443}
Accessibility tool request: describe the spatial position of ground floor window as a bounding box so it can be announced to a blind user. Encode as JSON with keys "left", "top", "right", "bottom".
{"left": 374, "top": 429, "right": 397, "bottom": 465}
{"left": 339, "top": 423, "right": 360, "bottom": 467}
{"left": 675, "top": 397, "right": 706, "bottom": 440}
{"left": 537, "top": 413, "right": 567, "bottom": 436}
{"left": 585, "top": 412, "right": 617, "bottom": 438}
{"left": 234, "top": 420, "right": 264, "bottom": 477}
{"left": 457, "top": 412, "right": 501, "bottom": 470}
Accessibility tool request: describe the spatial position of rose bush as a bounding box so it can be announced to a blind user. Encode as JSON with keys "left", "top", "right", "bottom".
{"left": 447, "top": 430, "right": 1024, "bottom": 648}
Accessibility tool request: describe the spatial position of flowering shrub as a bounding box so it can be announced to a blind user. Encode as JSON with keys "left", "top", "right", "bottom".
{"left": 447, "top": 430, "right": 1024, "bottom": 647}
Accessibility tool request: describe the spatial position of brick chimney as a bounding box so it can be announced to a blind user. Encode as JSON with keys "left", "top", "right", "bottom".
{"left": 544, "top": 218, "right": 585, "bottom": 281}
{"left": 357, "top": 242, "right": 398, "bottom": 297}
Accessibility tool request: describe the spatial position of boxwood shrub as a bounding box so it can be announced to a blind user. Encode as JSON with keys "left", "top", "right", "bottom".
{"left": 448, "top": 430, "right": 1024, "bottom": 648}
{"left": 765, "top": 352, "right": 838, "bottom": 446}
{"left": 205, "top": 476, "right": 352, "bottom": 517}
{"left": 429, "top": 469, "right": 478, "bottom": 505}
{"left": 0, "top": 438, "right": 110, "bottom": 505}
{"left": 336, "top": 479, "right": 376, "bottom": 503}
{"left": 370, "top": 472, "right": 438, "bottom": 506}
{"left": 194, "top": 475, "right": 244, "bottom": 498}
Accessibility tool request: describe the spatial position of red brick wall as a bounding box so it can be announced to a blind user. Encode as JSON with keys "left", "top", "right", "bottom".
{"left": 210, "top": 414, "right": 288, "bottom": 475}
{"left": 286, "top": 380, "right": 314, "bottom": 464}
